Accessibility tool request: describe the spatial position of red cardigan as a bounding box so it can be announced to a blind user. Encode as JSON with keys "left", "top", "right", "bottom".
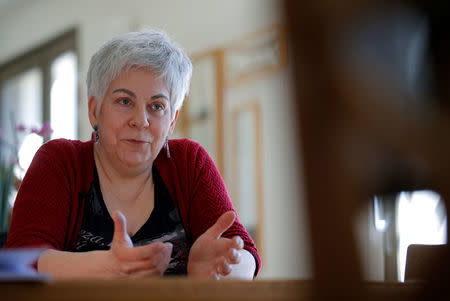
{"left": 5, "top": 138, "right": 261, "bottom": 275}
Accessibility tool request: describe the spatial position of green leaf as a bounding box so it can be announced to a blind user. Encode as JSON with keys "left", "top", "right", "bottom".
{"left": 0, "top": 163, "right": 14, "bottom": 232}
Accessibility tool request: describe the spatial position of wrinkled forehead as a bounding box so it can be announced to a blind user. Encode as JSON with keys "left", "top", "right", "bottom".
{"left": 99, "top": 66, "right": 172, "bottom": 106}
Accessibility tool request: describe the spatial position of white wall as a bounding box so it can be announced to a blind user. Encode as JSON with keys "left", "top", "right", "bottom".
{"left": 0, "top": 0, "right": 312, "bottom": 279}
{"left": 0, "top": 0, "right": 281, "bottom": 140}
{"left": 224, "top": 68, "right": 312, "bottom": 278}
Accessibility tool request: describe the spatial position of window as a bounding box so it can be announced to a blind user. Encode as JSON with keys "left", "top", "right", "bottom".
{"left": 374, "top": 191, "right": 447, "bottom": 281}
{"left": 397, "top": 191, "right": 447, "bottom": 281}
{"left": 0, "top": 29, "right": 77, "bottom": 205}
{"left": 50, "top": 51, "right": 77, "bottom": 140}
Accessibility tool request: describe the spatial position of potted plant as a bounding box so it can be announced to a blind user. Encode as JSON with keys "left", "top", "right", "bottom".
{"left": 0, "top": 121, "right": 53, "bottom": 245}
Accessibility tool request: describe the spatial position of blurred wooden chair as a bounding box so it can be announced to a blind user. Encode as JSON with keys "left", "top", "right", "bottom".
{"left": 284, "top": 0, "right": 450, "bottom": 300}
{"left": 405, "top": 244, "right": 448, "bottom": 282}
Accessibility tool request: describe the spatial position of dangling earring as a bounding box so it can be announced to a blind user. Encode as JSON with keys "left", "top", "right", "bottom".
{"left": 94, "top": 125, "right": 99, "bottom": 142}
{"left": 165, "top": 136, "right": 170, "bottom": 158}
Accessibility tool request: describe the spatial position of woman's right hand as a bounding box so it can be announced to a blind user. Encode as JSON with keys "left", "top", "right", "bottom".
{"left": 37, "top": 211, "right": 172, "bottom": 279}
{"left": 105, "top": 211, "right": 172, "bottom": 278}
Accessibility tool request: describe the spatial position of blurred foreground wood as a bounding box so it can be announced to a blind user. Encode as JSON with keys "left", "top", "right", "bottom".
{"left": 285, "top": 0, "right": 450, "bottom": 300}
{"left": 0, "top": 279, "right": 427, "bottom": 301}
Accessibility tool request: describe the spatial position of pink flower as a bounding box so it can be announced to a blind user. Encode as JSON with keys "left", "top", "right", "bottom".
{"left": 33, "top": 122, "right": 53, "bottom": 140}
{"left": 16, "top": 124, "right": 27, "bottom": 132}
{"left": 10, "top": 157, "right": 19, "bottom": 166}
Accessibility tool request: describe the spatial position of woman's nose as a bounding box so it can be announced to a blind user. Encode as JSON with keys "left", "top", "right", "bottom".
{"left": 129, "top": 105, "right": 150, "bottom": 129}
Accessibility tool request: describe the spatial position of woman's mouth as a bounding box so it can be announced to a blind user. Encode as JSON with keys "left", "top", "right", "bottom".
{"left": 124, "top": 139, "right": 148, "bottom": 145}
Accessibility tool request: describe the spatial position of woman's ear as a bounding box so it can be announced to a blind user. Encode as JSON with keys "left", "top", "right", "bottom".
{"left": 168, "top": 110, "right": 179, "bottom": 135}
{"left": 88, "top": 96, "right": 99, "bottom": 128}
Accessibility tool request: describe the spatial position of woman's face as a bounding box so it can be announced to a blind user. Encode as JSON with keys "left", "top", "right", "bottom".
{"left": 89, "top": 67, "right": 177, "bottom": 173}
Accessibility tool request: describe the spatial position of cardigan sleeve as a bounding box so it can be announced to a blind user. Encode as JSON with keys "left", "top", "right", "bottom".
{"left": 186, "top": 141, "right": 261, "bottom": 276}
{"left": 4, "top": 139, "right": 81, "bottom": 250}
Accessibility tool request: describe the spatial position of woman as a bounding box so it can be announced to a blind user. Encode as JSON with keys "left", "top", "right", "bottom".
{"left": 5, "top": 29, "right": 260, "bottom": 279}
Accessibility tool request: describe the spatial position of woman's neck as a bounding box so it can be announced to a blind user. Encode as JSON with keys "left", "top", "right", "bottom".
{"left": 93, "top": 143, "right": 153, "bottom": 206}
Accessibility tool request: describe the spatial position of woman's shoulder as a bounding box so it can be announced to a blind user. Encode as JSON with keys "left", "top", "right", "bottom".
{"left": 168, "top": 137, "right": 200, "bottom": 148}
{"left": 39, "top": 138, "right": 93, "bottom": 154}
{"left": 167, "top": 138, "right": 213, "bottom": 163}
{"left": 168, "top": 138, "right": 206, "bottom": 155}
{"left": 36, "top": 138, "right": 94, "bottom": 164}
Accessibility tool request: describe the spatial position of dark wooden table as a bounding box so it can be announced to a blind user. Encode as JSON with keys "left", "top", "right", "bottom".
{"left": 0, "top": 278, "right": 427, "bottom": 301}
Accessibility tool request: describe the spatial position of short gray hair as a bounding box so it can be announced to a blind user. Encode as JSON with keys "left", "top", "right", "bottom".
{"left": 86, "top": 29, "right": 192, "bottom": 117}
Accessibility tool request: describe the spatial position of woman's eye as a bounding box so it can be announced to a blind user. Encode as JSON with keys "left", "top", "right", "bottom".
{"left": 151, "top": 103, "right": 164, "bottom": 111}
{"left": 118, "top": 98, "right": 131, "bottom": 105}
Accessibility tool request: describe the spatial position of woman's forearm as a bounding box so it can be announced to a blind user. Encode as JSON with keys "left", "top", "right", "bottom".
{"left": 221, "top": 249, "right": 256, "bottom": 280}
{"left": 37, "top": 249, "right": 113, "bottom": 279}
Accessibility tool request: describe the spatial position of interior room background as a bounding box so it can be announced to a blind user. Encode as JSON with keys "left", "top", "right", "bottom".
{"left": 0, "top": 0, "right": 446, "bottom": 281}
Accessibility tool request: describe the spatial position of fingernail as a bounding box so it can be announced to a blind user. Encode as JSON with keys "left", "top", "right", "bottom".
{"left": 223, "top": 261, "right": 232, "bottom": 274}
{"left": 235, "top": 236, "right": 244, "bottom": 248}
{"left": 236, "top": 249, "right": 241, "bottom": 258}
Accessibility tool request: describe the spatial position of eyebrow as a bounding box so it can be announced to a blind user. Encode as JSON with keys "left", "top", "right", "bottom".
{"left": 151, "top": 94, "right": 169, "bottom": 101}
{"left": 112, "top": 89, "right": 169, "bottom": 101}
{"left": 113, "top": 88, "right": 136, "bottom": 98}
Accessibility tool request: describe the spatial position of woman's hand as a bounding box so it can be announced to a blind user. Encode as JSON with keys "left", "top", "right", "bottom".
{"left": 187, "top": 211, "right": 244, "bottom": 279}
{"left": 37, "top": 210, "right": 172, "bottom": 279}
{"left": 105, "top": 211, "right": 173, "bottom": 277}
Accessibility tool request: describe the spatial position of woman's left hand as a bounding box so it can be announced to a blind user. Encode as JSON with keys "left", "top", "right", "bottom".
{"left": 187, "top": 211, "right": 244, "bottom": 279}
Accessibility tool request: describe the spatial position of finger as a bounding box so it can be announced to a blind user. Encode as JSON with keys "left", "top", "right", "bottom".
{"left": 232, "top": 236, "right": 244, "bottom": 250}
{"left": 226, "top": 248, "right": 241, "bottom": 265}
{"left": 214, "top": 236, "right": 243, "bottom": 257}
{"left": 217, "top": 257, "right": 232, "bottom": 276}
{"left": 207, "top": 269, "right": 220, "bottom": 280}
{"left": 118, "top": 243, "right": 171, "bottom": 274}
{"left": 149, "top": 243, "right": 172, "bottom": 268}
{"left": 127, "top": 242, "right": 172, "bottom": 262}
{"left": 126, "top": 246, "right": 171, "bottom": 278}
{"left": 120, "top": 259, "right": 157, "bottom": 275}
{"left": 205, "top": 211, "right": 236, "bottom": 239}
{"left": 129, "top": 267, "right": 162, "bottom": 278}
{"left": 112, "top": 211, "right": 133, "bottom": 247}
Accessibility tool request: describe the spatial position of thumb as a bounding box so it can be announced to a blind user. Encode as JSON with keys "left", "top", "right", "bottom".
{"left": 206, "top": 211, "right": 236, "bottom": 239}
{"left": 112, "top": 210, "right": 133, "bottom": 247}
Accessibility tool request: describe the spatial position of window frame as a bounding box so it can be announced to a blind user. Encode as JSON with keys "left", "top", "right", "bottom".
{"left": 0, "top": 28, "right": 77, "bottom": 132}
